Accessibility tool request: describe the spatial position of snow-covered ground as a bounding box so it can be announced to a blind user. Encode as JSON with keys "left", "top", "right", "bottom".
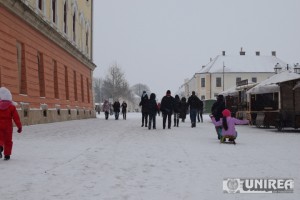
{"left": 0, "top": 113, "right": 299, "bottom": 200}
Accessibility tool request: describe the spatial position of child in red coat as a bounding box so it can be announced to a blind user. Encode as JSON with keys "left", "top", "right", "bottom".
{"left": 0, "top": 87, "right": 22, "bottom": 160}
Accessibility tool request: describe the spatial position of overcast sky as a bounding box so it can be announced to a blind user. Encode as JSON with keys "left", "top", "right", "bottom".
{"left": 92, "top": 0, "right": 300, "bottom": 99}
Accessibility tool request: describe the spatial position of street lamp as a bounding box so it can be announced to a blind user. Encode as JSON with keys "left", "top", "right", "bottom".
{"left": 294, "top": 63, "right": 300, "bottom": 74}
{"left": 274, "top": 63, "right": 282, "bottom": 74}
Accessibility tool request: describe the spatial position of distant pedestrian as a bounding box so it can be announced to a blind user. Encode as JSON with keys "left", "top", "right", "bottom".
{"left": 102, "top": 100, "right": 110, "bottom": 120}
{"left": 211, "top": 95, "right": 226, "bottom": 139}
{"left": 139, "top": 91, "right": 149, "bottom": 127}
{"left": 173, "top": 95, "right": 181, "bottom": 127}
{"left": 197, "top": 99, "right": 204, "bottom": 123}
{"left": 113, "top": 100, "right": 121, "bottom": 120}
{"left": 147, "top": 93, "right": 159, "bottom": 130}
{"left": 0, "top": 87, "right": 22, "bottom": 161}
{"left": 121, "top": 101, "right": 127, "bottom": 120}
{"left": 180, "top": 97, "right": 188, "bottom": 122}
{"left": 187, "top": 91, "right": 201, "bottom": 128}
{"left": 160, "top": 90, "right": 174, "bottom": 129}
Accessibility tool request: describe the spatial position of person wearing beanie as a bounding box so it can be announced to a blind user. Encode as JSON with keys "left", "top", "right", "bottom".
{"left": 139, "top": 91, "right": 149, "bottom": 127}
{"left": 211, "top": 109, "right": 249, "bottom": 144}
{"left": 160, "top": 90, "right": 174, "bottom": 129}
{"left": 147, "top": 93, "right": 159, "bottom": 130}
{"left": 187, "top": 91, "right": 201, "bottom": 128}
{"left": 0, "top": 87, "right": 22, "bottom": 160}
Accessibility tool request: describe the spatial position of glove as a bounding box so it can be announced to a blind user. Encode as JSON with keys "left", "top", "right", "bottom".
{"left": 17, "top": 127, "right": 22, "bottom": 133}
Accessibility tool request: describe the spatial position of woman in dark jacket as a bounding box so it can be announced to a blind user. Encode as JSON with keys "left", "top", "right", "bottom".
{"left": 173, "top": 95, "right": 181, "bottom": 127}
{"left": 180, "top": 97, "right": 188, "bottom": 122}
{"left": 113, "top": 100, "right": 121, "bottom": 120}
{"left": 147, "top": 93, "right": 159, "bottom": 130}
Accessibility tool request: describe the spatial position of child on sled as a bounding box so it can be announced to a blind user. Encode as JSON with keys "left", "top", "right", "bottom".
{"left": 211, "top": 109, "right": 249, "bottom": 144}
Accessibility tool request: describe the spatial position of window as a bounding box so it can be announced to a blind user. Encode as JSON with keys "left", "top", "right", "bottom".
{"left": 16, "top": 42, "right": 27, "bottom": 94}
{"left": 201, "top": 95, "right": 205, "bottom": 100}
{"left": 252, "top": 77, "right": 257, "bottom": 83}
{"left": 52, "top": 0, "right": 56, "bottom": 23}
{"left": 216, "top": 77, "right": 221, "bottom": 87}
{"left": 53, "top": 60, "right": 59, "bottom": 99}
{"left": 236, "top": 77, "right": 241, "bottom": 84}
{"left": 86, "top": 78, "right": 90, "bottom": 103}
{"left": 38, "top": 0, "right": 43, "bottom": 10}
{"left": 63, "top": 1, "right": 67, "bottom": 33}
{"left": 37, "top": 52, "right": 45, "bottom": 97}
{"left": 86, "top": 31, "right": 89, "bottom": 54}
{"left": 81, "top": 74, "right": 84, "bottom": 102}
{"left": 201, "top": 78, "right": 205, "bottom": 87}
{"left": 73, "top": 70, "right": 78, "bottom": 101}
{"left": 73, "top": 12, "right": 76, "bottom": 41}
{"left": 64, "top": 66, "right": 69, "bottom": 100}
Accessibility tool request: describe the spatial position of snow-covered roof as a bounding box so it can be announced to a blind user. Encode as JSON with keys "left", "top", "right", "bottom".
{"left": 219, "top": 82, "right": 258, "bottom": 96}
{"left": 247, "top": 71, "right": 300, "bottom": 94}
{"left": 197, "top": 55, "right": 288, "bottom": 73}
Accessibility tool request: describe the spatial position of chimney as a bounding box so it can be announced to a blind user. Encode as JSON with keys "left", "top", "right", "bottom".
{"left": 240, "top": 47, "right": 245, "bottom": 55}
{"left": 210, "top": 58, "right": 212, "bottom": 62}
{"left": 256, "top": 51, "right": 260, "bottom": 56}
{"left": 202, "top": 65, "right": 205, "bottom": 69}
{"left": 272, "top": 51, "right": 276, "bottom": 57}
{"left": 222, "top": 51, "right": 225, "bottom": 56}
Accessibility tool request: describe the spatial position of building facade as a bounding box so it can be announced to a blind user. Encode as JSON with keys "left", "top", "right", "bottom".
{"left": 183, "top": 50, "right": 289, "bottom": 100}
{"left": 0, "top": 0, "right": 96, "bottom": 125}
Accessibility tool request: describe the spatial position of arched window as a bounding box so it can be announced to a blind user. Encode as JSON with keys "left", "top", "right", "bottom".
{"left": 63, "top": 0, "right": 67, "bottom": 33}
{"left": 72, "top": 12, "right": 76, "bottom": 41}
{"left": 51, "top": 0, "right": 57, "bottom": 23}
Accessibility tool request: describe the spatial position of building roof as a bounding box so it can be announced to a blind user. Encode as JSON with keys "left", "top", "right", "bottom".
{"left": 197, "top": 55, "right": 288, "bottom": 73}
{"left": 246, "top": 71, "right": 300, "bottom": 94}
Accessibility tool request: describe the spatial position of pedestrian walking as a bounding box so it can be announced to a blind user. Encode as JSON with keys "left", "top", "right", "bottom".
{"left": 113, "top": 100, "right": 121, "bottom": 120}
{"left": 197, "top": 99, "right": 204, "bottom": 123}
{"left": 139, "top": 91, "right": 149, "bottom": 127}
{"left": 160, "top": 90, "right": 174, "bottom": 129}
{"left": 173, "top": 95, "right": 181, "bottom": 127}
{"left": 0, "top": 87, "right": 22, "bottom": 161}
{"left": 147, "top": 93, "right": 159, "bottom": 130}
{"left": 180, "top": 97, "right": 188, "bottom": 122}
{"left": 102, "top": 100, "right": 110, "bottom": 120}
{"left": 121, "top": 101, "right": 127, "bottom": 120}
{"left": 187, "top": 91, "right": 201, "bottom": 128}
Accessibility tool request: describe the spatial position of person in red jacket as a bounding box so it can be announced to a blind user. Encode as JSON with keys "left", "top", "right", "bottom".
{"left": 0, "top": 87, "right": 22, "bottom": 160}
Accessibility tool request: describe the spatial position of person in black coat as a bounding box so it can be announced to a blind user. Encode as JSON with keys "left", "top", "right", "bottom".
{"left": 211, "top": 94, "right": 226, "bottom": 139}
{"left": 173, "top": 95, "right": 181, "bottom": 127}
{"left": 187, "top": 91, "right": 201, "bottom": 128}
{"left": 113, "top": 100, "right": 121, "bottom": 120}
{"left": 147, "top": 93, "right": 159, "bottom": 130}
{"left": 197, "top": 99, "right": 204, "bottom": 123}
{"left": 160, "top": 90, "right": 174, "bottom": 129}
{"left": 139, "top": 91, "right": 149, "bottom": 127}
{"left": 180, "top": 97, "right": 188, "bottom": 122}
{"left": 121, "top": 101, "right": 127, "bottom": 120}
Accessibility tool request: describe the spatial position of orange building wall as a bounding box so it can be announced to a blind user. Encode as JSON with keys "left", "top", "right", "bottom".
{"left": 0, "top": 7, "right": 93, "bottom": 110}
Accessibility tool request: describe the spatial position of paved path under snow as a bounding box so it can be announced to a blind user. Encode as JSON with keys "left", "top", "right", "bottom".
{"left": 0, "top": 113, "right": 299, "bottom": 200}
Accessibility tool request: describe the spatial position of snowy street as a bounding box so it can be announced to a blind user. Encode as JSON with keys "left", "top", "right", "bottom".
{"left": 0, "top": 113, "right": 299, "bottom": 200}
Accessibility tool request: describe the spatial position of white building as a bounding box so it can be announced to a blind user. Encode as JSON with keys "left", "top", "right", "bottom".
{"left": 185, "top": 50, "right": 289, "bottom": 100}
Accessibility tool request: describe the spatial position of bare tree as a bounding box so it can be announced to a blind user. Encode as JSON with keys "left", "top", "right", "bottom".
{"left": 93, "top": 77, "right": 103, "bottom": 103}
{"left": 131, "top": 83, "right": 151, "bottom": 97}
{"left": 101, "top": 64, "right": 131, "bottom": 101}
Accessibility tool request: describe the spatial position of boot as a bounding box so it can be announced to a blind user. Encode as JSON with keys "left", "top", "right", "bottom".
{"left": 4, "top": 155, "right": 10, "bottom": 161}
{"left": 0, "top": 146, "right": 3, "bottom": 159}
{"left": 177, "top": 119, "right": 179, "bottom": 127}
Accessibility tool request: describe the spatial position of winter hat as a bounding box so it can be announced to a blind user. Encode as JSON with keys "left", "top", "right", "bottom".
{"left": 166, "top": 90, "right": 171, "bottom": 95}
{"left": 222, "top": 109, "right": 231, "bottom": 117}
{"left": 0, "top": 87, "right": 12, "bottom": 101}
